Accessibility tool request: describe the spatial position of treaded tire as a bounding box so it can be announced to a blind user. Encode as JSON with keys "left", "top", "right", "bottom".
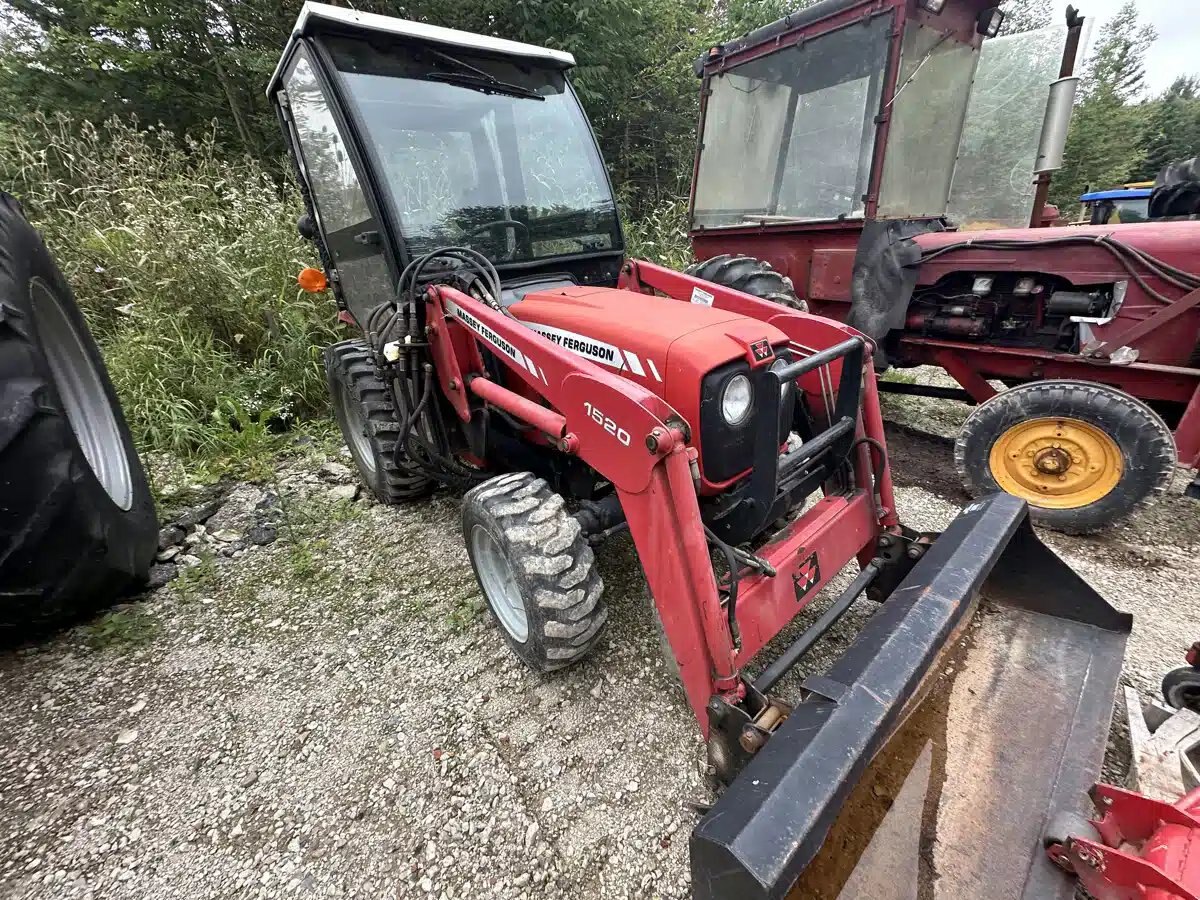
{"left": 686, "top": 254, "right": 808, "bottom": 311}
{"left": 324, "top": 340, "right": 433, "bottom": 503}
{"left": 462, "top": 472, "right": 607, "bottom": 672}
{"left": 0, "top": 192, "right": 156, "bottom": 632}
{"left": 1162, "top": 666, "right": 1200, "bottom": 712}
{"left": 955, "top": 380, "right": 1176, "bottom": 534}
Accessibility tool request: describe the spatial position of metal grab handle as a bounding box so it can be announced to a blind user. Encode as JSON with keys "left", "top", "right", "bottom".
{"left": 774, "top": 337, "right": 865, "bottom": 383}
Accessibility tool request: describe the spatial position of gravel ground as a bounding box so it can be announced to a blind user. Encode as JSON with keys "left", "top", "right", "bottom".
{"left": 1, "top": 391, "right": 1197, "bottom": 900}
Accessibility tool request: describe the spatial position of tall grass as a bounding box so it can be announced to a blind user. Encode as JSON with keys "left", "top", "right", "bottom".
{"left": 0, "top": 116, "right": 695, "bottom": 482}
{"left": 620, "top": 194, "right": 693, "bottom": 271}
{"left": 0, "top": 116, "right": 340, "bottom": 469}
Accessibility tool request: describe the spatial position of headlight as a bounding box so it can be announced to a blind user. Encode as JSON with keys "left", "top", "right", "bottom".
{"left": 721, "top": 374, "right": 753, "bottom": 425}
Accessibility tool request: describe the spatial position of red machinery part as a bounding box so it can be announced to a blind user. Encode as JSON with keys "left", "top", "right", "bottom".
{"left": 1062, "top": 784, "right": 1200, "bottom": 900}
{"left": 1187, "top": 642, "right": 1200, "bottom": 668}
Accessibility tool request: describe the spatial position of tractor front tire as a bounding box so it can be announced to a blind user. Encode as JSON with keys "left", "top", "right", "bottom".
{"left": 462, "top": 472, "right": 607, "bottom": 672}
{"left": 955, "top": 380, "right": 1175, "bottom": 534}
{"left": 324, "top": 340, "right": 433, "bottom": 503}
{"left": 0, "top": 192, "right": 157, "bottom": 632}
{"left": 686, "top": 254, "right": 808, "bottom": 312}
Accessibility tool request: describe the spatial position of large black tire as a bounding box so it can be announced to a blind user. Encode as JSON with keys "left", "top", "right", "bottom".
{"left": 686, "top": 254, "right": 809, "bottom": 311}
{"left": 1162, "top": 666, "right": 1200, "bottom": 713}
{"left": 462, "top": 472, "right": 607, "bottom": 672}
{"left": 0, "top": 193, "right": 156, "bottom": 631}
{"left": 323, "top": 340, "right": 433, "bottom": 503}
{"left": 955, "top": 380, "right": 1176, "bottom": 534}
{"left": 1150, "top": 157, "right": 1200, "bottom": 219}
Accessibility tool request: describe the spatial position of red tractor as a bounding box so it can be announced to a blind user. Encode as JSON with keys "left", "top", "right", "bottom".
{"left": 270, "top": 4, "right": 1129, "bottom": 896}
{"left": 687, "top": 0, "right": 1200, "bottom": 533}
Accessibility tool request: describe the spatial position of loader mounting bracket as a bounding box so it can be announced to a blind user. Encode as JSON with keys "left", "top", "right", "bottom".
{"left": 705, "top": 682, "right": 790, "bottom": 785}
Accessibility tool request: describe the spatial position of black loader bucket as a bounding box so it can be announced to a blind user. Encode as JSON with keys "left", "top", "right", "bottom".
{"left": 690, "top": 492, "right": 1131, "bottom": 900}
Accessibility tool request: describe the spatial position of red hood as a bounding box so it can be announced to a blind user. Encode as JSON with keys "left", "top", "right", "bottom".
{"left": 913, "top": 221, "right": 1200, "bottom": 285}
{"left": 509, "top": 285, "right": 788, "bottom": 391}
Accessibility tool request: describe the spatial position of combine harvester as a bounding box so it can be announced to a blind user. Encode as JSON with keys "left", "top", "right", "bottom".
{"left": 267, "top": 4, "right": 1132, "bottom": 897}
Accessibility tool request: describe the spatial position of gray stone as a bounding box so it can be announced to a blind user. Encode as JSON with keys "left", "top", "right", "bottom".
{"left": 175, "top": 498, "right": 224, "bottom": 529}
{"left": 206, "top": 485, "right": 270, "bottom": 534}
{"left": 319, "top": 462, "right": 354, "bottom": 483}
{"left": 247, "top": 524, "right": 278, "bottom": 546}
{"left": 329, "top": 484, "right": 359, "bottom": 502}
{"left": 145, "top": 564, "right": 178, "bottom": 590}
{"left": 158, "top": 525, "right": 186, "bottom": 550}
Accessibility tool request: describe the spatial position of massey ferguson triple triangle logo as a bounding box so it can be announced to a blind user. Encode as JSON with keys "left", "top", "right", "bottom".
{"left": 793, "top": 550, "right": 821, "bottom": 602}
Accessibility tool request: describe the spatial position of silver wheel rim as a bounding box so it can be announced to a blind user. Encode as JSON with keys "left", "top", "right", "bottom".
{"left": 469, "top": 524, "right": 528, "bottom": 643}
{"left": 30, "top": 278, "right": 133, "bottom": 510}
{"left": 337, "top": 379, "right": 377, "bottom": 480}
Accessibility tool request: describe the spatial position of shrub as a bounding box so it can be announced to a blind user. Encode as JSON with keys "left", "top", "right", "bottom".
{"left": 0, "top": 116, "right": 700, "bottom": 478}
{"left": 621, "top": 194, "right": 694, "bottom": 271}
{"left": 0, "top": 116, "right": 340, "bottom": 467}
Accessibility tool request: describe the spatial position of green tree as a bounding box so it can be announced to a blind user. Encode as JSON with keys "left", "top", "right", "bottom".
{"left": 1132, "top": 76, "right": 1200, "bottom": 181}
{"left": 1050, "top": 1, "right": 1156, "bottom": 209}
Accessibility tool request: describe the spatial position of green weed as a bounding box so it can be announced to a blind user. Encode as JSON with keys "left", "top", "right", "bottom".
{"left": 620, "top": 194, "right": 693, "bottom": 271}
{"left": 173, "top": 552, "right": 220, "bottom": 600}
{"left": 447, "top": 591, "right": 486, "bottom": 633}
{"left": 0, "top": 116, "right": 341, "bottom": 468}
{"left": 81, "top": 606, "right": 160, "bottom": 651}
{"left": 881, "top": 369, "right": 919, "bottom": 385}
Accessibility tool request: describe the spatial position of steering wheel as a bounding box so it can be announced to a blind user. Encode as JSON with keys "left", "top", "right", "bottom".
{"left": 465, "top": 219, "right": 530, "bottom": 262}
{"left": 467, "top": 219, "right": 529, "bottom": 240}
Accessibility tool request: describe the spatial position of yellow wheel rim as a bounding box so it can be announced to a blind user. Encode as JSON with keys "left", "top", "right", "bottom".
{"left": 989, "top": 417, "right": 1123, "bottom": 509}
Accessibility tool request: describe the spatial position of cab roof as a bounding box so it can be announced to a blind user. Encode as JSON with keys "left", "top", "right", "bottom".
{"left": 267, "top": 2, "right": 575, "bottom": 97}
{"left": 1080, "top": 188, "right": 1153, "bottom": 202}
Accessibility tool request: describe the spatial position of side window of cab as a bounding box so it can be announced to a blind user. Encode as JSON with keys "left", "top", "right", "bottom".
{"left": 283, "top": 49, "right": 393, "bottom": 322}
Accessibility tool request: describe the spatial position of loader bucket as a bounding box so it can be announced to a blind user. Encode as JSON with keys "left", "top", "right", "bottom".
{"left": 690, "top": 492, "right": 1131, "bottom": 900}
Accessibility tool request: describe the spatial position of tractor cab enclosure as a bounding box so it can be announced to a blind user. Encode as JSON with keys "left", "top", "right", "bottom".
{"left": 268, "top": 3, "right": 624, "bottom": 328}
{"left": 268, "top": 3, "right": 855, "bottom": 509}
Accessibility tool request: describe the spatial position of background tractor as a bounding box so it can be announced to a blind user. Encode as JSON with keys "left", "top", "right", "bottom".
{"left": 272, "top": 5, "right": 1130, "bottom": 897}
{"left": 686, "top": 0, "right": 1200, "bottom": 533}
{"left": 1079, "top": 185, "right": 1152, "bottom": 226}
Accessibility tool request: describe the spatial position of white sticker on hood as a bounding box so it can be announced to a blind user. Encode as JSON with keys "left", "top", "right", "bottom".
{"left": 690, "top": 286, "right": 715, "bottom": 307}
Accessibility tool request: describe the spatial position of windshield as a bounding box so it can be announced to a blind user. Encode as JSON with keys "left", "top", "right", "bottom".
{"left": 691, "top": 17, "right": 890, "bottom": 228}
{"left": 946, "top": 23, "right": 1069, "bottom": 228}
{"left": 876, "top": 22, "right": 979, "bottom": 218}
{"left": 1090, "top": 198, "right": 1150, "bottom": 225}
{"left": 326, "top": 36, "right": 620, "bottom": 264}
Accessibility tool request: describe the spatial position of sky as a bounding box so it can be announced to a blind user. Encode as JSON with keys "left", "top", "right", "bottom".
{"left": 1058, "top": 0, "right": 1198, "bottom": 97}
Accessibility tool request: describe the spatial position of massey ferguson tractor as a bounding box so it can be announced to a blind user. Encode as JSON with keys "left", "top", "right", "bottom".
{"left": 270, "top": 4, "right": 1132, "bottom": 897}
{"left": 687, "top": 0, "right": 1200, "bottom": 533}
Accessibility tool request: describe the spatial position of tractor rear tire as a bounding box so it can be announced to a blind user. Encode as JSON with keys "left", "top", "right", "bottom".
{"left": 462, "top": 472, "right": 607, "bottom": 672}
{"left": 324, "top": 340, "right": 433, "bottom": 503}
{"left": 0, "top": 192, "right": 157, "bottom": 632}
{"left": 955, "top": 380, "right": 1175, "bottom": 534}
{"left": 686, "top": 254, "right": 808, "bottom": 312}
